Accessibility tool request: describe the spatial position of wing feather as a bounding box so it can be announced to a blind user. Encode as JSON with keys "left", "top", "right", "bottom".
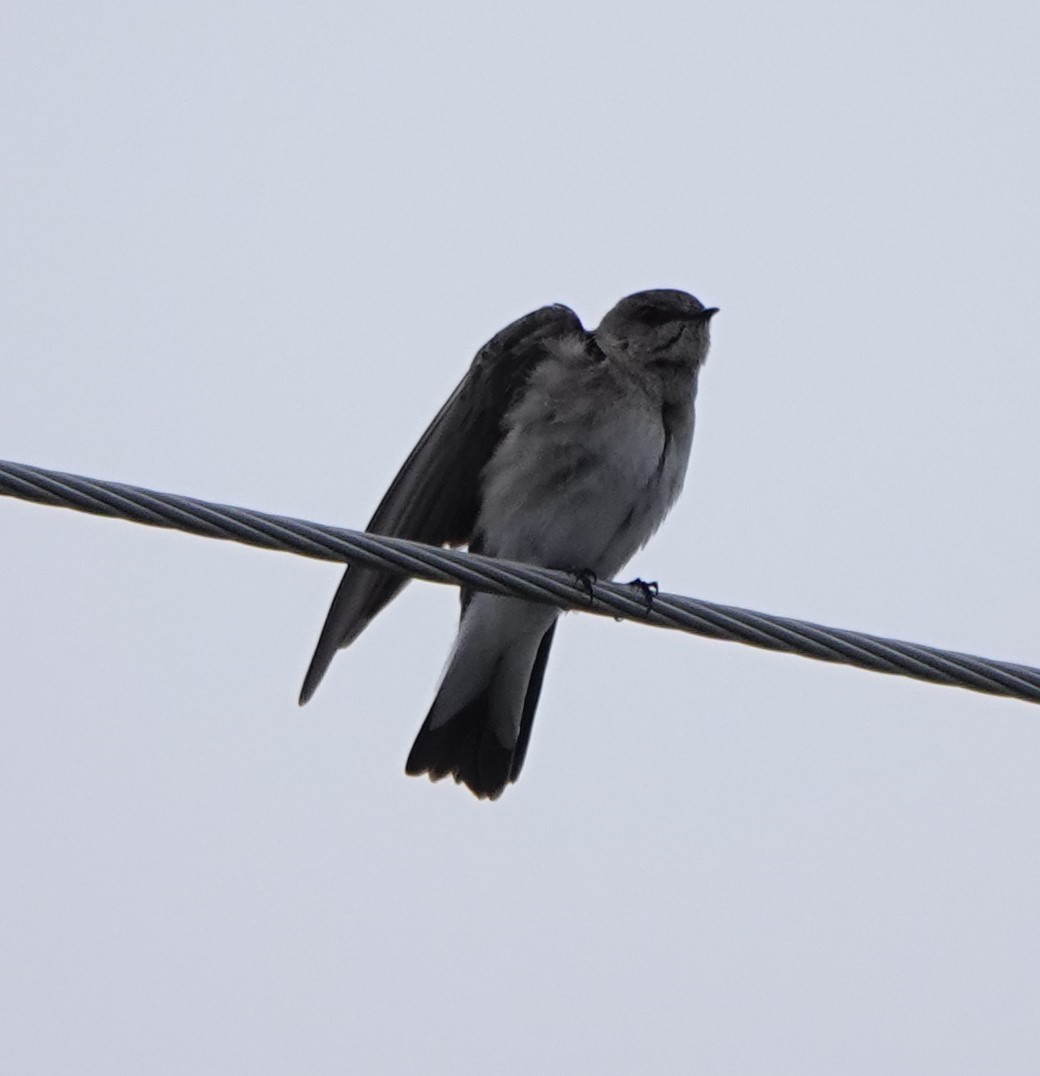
{"left": 299, "top": 303, "right": 583, "bottom": 704}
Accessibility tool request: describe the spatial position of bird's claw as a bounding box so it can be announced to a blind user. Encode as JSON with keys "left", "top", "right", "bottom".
{"left": 569, "top": 568, "right": 598, "bottom": 605}
{"left": 626, "top": 577, "right": 659, "bottom": 613}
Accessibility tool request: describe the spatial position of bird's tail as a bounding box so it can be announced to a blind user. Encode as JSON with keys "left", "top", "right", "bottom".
{"left": 406, "top": 596, "right": 558, "bottom": 799}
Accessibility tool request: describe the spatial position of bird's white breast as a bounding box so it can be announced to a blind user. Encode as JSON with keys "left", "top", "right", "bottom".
{"left": 476, "top": 340, "right": 695, "bottom": 577}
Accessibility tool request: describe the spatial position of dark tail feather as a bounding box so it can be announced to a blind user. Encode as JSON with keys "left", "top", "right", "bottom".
{"left": 406, "top": 624, "right": 557, "bottom": 799}
{"left": 509, "top": 621, "right": 556, "bottom": 782}
{"left": 405, "top": 677, "right": 513, "bottom": 800}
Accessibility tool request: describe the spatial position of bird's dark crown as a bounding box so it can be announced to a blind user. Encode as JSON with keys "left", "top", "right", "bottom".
{"left": 616, "top": 289, "right": 717, "bottom": 327}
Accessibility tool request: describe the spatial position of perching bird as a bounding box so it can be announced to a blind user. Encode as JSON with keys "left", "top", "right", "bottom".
{"left": 300, "top": 289, "right": 717, "bottom": 799}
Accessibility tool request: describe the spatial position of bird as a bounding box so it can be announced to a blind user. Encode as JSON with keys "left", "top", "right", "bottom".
{"left": 300, "top": 289, "right": 717, "bottom": 799}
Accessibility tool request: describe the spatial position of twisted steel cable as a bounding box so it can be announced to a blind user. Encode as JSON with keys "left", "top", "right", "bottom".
{"left": 2, "top": 457, "right": 1039, "bottom": 706}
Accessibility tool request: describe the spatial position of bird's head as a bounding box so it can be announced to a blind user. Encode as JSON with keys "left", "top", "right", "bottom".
{"left": 595, "top": 289, "right": 718, "bottom": 371}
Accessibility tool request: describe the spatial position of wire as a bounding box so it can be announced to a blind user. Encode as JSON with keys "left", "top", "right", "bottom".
{"left": 2, "top": 457, "right": 1039, "bottom": 706}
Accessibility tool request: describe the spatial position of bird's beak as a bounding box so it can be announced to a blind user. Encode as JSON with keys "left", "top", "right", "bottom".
{"left": 700, "top": 307, "right": 720, "bottom": 321}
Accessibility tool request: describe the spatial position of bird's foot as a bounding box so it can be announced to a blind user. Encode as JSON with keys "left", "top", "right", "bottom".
{"left": 626, "top": 577, "right": 659, "bottom": 613}
{"left": 568, "top": 568, "right": 598, "bottom": 606}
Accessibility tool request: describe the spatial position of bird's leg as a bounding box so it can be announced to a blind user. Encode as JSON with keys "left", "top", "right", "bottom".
{"left": 625, "top": 577, "right": 659, "bottom": 613}
{"left": 568, "top": 568, "right": 598, "bottom": 606}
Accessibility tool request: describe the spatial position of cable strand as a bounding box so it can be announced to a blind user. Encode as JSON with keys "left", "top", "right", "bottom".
{"left": 2, "top": 458, "right": 1038, "bottom": 706}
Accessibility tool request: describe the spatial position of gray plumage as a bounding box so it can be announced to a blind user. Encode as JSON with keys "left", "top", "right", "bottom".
{"left": 300, "top": 289, "right": 717, "bottom": 799}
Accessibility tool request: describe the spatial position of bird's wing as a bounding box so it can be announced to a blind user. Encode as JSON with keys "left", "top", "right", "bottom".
{"left": 299, "top": 303, "right": 584, "bottom": 704}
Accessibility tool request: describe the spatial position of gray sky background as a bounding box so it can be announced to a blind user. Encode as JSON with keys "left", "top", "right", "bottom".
{"left": 3, "top": 3, "right": 1039, "bottom": 1073}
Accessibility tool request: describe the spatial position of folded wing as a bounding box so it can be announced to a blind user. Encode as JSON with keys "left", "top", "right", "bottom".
{"left": 299, "top": 303, "right": 584, "bottom": 704}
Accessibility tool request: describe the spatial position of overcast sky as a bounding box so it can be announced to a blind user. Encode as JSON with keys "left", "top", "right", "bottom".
{"left": 3, "top": 2, "right": 1040, "bottom": 1073}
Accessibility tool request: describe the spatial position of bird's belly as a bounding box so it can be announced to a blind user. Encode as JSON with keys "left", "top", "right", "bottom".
{"left": 477, "top": 401, "right": 683, "bottom": 576}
